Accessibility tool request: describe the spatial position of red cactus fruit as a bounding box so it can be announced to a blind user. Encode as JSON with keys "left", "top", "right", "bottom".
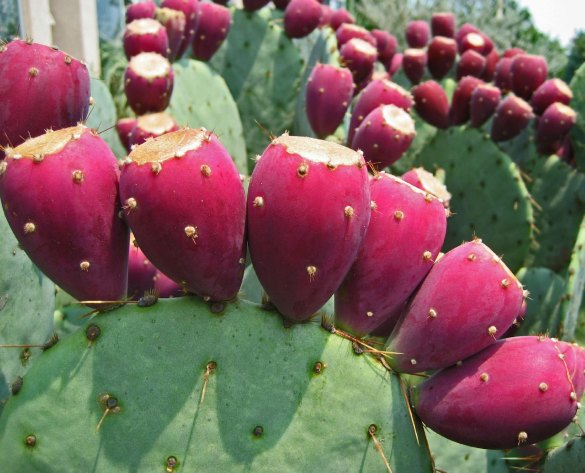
{"left": 340, "top": 38, "right": 378, "bottom": 83}
{"left": 0, "top": 125, "right": 129, "bottom": 304}
{"left": 455, "top": 23, "right": 480, "bottom": 45}
{"left": 387, "top": 53, "right": 403, "bottom": 76}
{"left": 456, "top": 49, "right": 486, "bottom": 80}
{"left": 403, "top": 48, "right": 427, "bottom": 85}
{"left": 510, "top": 54, "right": 548, "bottom": 100}
{"left": 128, "top": 112, "right": 179, "bottom": 148}
{"left": 117, "top": 118, "right": 138, "bottom": 153}
{"left": 124, "top": 52, "right": 174, "bottom": 115}
{"left": 427, "top": 36, "right": 457, "bottom": 80}
{"left": 154, "top": 270, "right": 183, "bottom": 297}
{"left": 431, "top": 12, "right": 456, "bottom": 38}
{"left": 305, "top": 64, "right": 354, "bottom": 138}
{"left": 124, "top": 18, "right": 170, "bottom": 59}
{"left": 481, "top": 47, "right": 499, "bottom": 81}
{"left": 535, "top": 103, "right": 577, "bottom": 155}
{"left": 458, "top": 32, "right": 493, "bottom": 56}
{"left": 284, "top": 0, "right": 322, "bottom": 39}
{"left": 273, "top": 0, "right": 291, "bottom": 10}
{"left": 247, "top": 134, "right": 370, "bottom": 322}
{"left": 412, "top": 80, "right": 450, "bottom": 129}
{"left": 156, "top": 7, "right": 186, "bottom": 62}
{"left": 119, "top": 128, "right": 246, "bottom": 301}
{"left": 192, "top": 2, "right": 231, "bottom": 61}
{"left": 128, "top": 240, "right": 157, "bottom": 300}
{"left": 335, "top": 173, "right": 447, "bottom": 336}
{"left": 503, "top": 47, "right": 526, "bottom": 58}
{"left": 126, "top": 0, "right": 156, "bottom": 23}
{"left": 491, "top": 95, "right": 534, "bottom": 142}
{"left": 318, "top": 4, "right": 333, "bottom": 27}
{"left": 335, "top": 24, "right": 376, "bottom": 48}
{"left": 531, "top": 79, "right": 573, "bottom": 115}
{"left": 470, "top": 84, "right": 501, "bottom": 128}
{"left": 405, "top": 20, "right": 430, "bottom": 48}
{"left": 401, "top": 167, "right": 451, "bottom": 207}
{"left": 371, "top": 30, "right": 397, "bottom": 63}
{"left": 413, "top": 336, "right": 585, "bottom": 449}
{"left": 161, "top": 0, "right": 200, "bottom": 59}
{"left": 329, "top": 8, "right": 354, "bottom": 31}
{"left": 0, "top": 39, "right": 90, "bottom": 151}
{"left": 242, "top": 0, "right": 271, "bottom": 11}
{"left": 494, "top": 57, "right": 513, "bottom": 92}
{"left": 387, "top": 239, "right": 524, "bottom": 373}
{"left": 449, "top": 76, "right": 484, "bottom": 125}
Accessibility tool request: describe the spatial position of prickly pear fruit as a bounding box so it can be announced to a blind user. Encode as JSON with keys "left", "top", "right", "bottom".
{"left": 530, "top": 78, "right": 573, "bottom": 115}
{"left": 306, "top": 64, "right": 354, "bottom": 138}
{"left": 403, "top": 48, "right": 427, "bottom": 85}
{"left": 412, "top": 80, "right": 450, "bottom": 129}
{"left": 154, "top": 270, "right": 183, "bottom": 297}
{"left": 318, "top": 4, "right": 333, "bottom": 27}
{"left": 401, "top": 167, "right": 451, "bottom": 207}
{"left": 470, "top": 84, "right": 501, "bottom": 127}
{"left": 449, "top": 76, "right": 484, "bottom": 125}
{"left": 503, "top": 47, "right": 526, "bottom": 58}
{"left": 247, "top": 134, "right": 370, "bottom": 321}
{"left": 494, "top": 57, "right": 513, "bottom": 92}
{"left": 340, "top": 38, "right": 378, "bottom": 83}
{"left": 273, "top": 0, "right": 291, "bottom": 10}
{"left": 371, "top": 30, "right": 397, "bottom": 63}
{"left": 491, "top": 95, "right": 533, "bottom": 142}
{"left": 128, "top": 112, "right": 179, "bottom": 148}
{"left": 243, "top": 0, "right": 270, "bottom": 11}
{"left": 156, "top": 7, "right": 186, "bottom": 62}
{"left": 192, "top": 3, "right": 231, "bottom": 61}
{"left": 481, "top": 47, "right": 499, "bottom": 81}
{"left": 431, "top": 12, "right": 456, "bottom": 38}
{"left": 284, "top": 0, "right": 322, "bottom": 39}
{"left": 427, "top": 36, "right": 457, "bottom": 80}
{"left": 335, "top": 173, "right": 447, "bottom": 336}
{"left": 0, "top": 125, "right": 129, "bottom": 304}
{"left": 123, "top": 18, "right": 170, "bottom": 59}
{"left": 161, "top": 0, "right": 200, "bottom": 59}
{"left": 413, "top": 336, "right": 585, "bottom": 449}
{"left": 535, "top": 103, "right": 577, "bottom": 155}
{"left": 0, "top": 39, "right": 90, "bottom": 151}
{"left": 117, "top": 118, "right": 138, "bottom": 152}
{"left": 335, "top": 24, "right": 376, "bottom": 48}
{"left": 351, "top": 104, "right": 416, "bottom": 169}
{"left": 329, "top": 8, "right": 354, "bottom": 31}
{"left": 510, "top": 54, "right": 548, "bottom": 100}
{"left": 387, "top": 52, "right": 403, "bottom": 76}
{"left": 458, "top": 32, "right": 491, "bottom": 56}
{"left": 128, "top": 240, "right": 157, "bottom": 299}
{"left": 455, "top": 23, "right": 480, "bottom": 45}
{"left": 119, "top": 128, "right": 246, "bottom": 301}
{"left": 386, "top": 239, "right": 524, "bottom": 373}
{"left": 126, "top": 0, "right": 156, "bottom": 22}
{"left": 456, "top": 49, "right": 486, "bottom": 80}
{"left": 405, "top": 20, "right": 430, "bottom": 48}
{"left": 124, "top": 52, "right": 174, "bottom": 115}
{"left": 348, "top": 79, "right": 412, "bottom": 146}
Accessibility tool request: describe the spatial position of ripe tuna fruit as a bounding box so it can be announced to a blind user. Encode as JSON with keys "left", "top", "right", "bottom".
{"left": 351, "top": 105, "right": 416, "bottom": 169}
{"left": 412, "top": 80, "right": 450, "bottom": 129}
{"left": 387, "top": 53, "right": 403, "bottom": 76}
{"left": 470, "top": 84, "right": 501, "bottom": 128}
{"left": 273, "top": 0, "right": 291, "bottom": 10}
{"left": 371, "top": 30, "right": 397, "bottom": 63}
{"left": 161, "top": 0, "right": 200, "bottom": 59}
{"left": 401, "top": 167, "right": 451, "bottom": 207}
{"left": 491, "top": 95, "right": 533, "bottom": 142}
{"left": 247, "top": 134, "right": 370, "bottom": 321}
{"left": 335, "top": 24, "right": 376, "bottom": 48}
{"left": 535, "top": 103, "right": 577, "bottom": 155}
{"left": 329, "top": 8, "right": 355, "bottom": 30}
{"left": 431, "top": 12, "right": 456, "bottom": 38}
{"left": 0, "top": 125, "right": 129, "bottom": 304}
{"left": 348, "top": 79, "right": 412, "bottom": 146}
{"left": 284, "top": 0, "right": 323, "bottom": 39}
{"left": 403, "top": 48, "right": 427, "bottom": 85}
{"left": 243, "top": 0, "right": 270, "bottom": 11}
{"left": 340, "top": 38, "right": 378, "bottom": 83}
{"left": 458, "top": 32, "right": 492, "bottom": 55}
{"left": 126, "top": 0, "right": 156, "bottom": 22}
{"left": 0, "top": 40, "right": 90, "bottom": 151}
{"left": 494, "top": 57, "right": 513, "bottom": 92}
{"left": 456, "top": 50, "right": 486, "bottom": 80}
{"left": 481, "top": 47, "right": 499, "bottom": 81}
{"left": 156, "top": 7, "right": 186, "bottom": 62}
{"left": 531, "top": 78, "right": 573, "bottom": 115}
{"left": 123, "top": 19, "right": 170, "bottom": 59}
{"left": 128, "top": 112, "right": 179, "bottom": 148}
{"left": 305, "top": 64, "right": 354, "bottom": 138}
{"left": 335, "top": 173, "right": 447, "bottom": 336}
{"left": 503, "top": 47, "right": 526, "bottom": 58}
{"left": 449, "top": 76, "right": 484, "bottom": 125}
{"left": 427, "top": 36, "right": 457, "bottom": 80}
{"left": 386, "top": 239, "right": 524, "bottom": 373}
{"left": 154, "top": 270, "right": 183, "bottom": 297}
{"left": 117, "top": 118, "right": 138, "bottom": 152}
{"left": 124, "top": 52, "right": 174, "bottom": 115}
{"left": 128, "top": 241, "right": 158, "bottom": 299}
{"left": 413, "top": 336, "right": 585, "bottom": 449}
{"left": 455, "top": 23, "right": 480, "bottom": 45}
{"left": 510, "top": 54, "right": 548, "bottom": 100}
{"left": 191, "top": 2, "right": 231, "bottom": 61}
{"left": 405, "top": 20, "right": 430, "bottom": 48}
{"left": 119, "top": 128, "right": 246, "bottom": 301}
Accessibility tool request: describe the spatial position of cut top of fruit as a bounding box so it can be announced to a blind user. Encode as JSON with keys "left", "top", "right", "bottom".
{"left": 348, "top": 39, "right": 377, "bottom": 57}
{"left": 136, "top": 112, "right": 176, "bottom": 135}
{"left": 6, "top": 125, "right": 86, "bottom": 159}
{"left": 128, "top": 52, "right": 171, "bottom": 79}
{"left": 129, "top": 128, "right": 206, "bottom": 165}
{"left": 272, "top": 134, "right": 363, "bottom": 167}
{"left": 155, "top": 7, "right": 186, "bottom": 23}
{"left": 126, "top": 18, "right": 164, "bottom": 36}
{"left": 381, "top": 104, "right": 416, "bottom": 135}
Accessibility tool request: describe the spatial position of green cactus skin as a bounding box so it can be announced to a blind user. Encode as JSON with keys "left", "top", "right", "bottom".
{"left": 542, "top": 436, "right": 585, "bottom": 471}
{"left": 497, "top": 127, "right": 540, "bottom": 176}
{"left": 168, "top": 60, "right": 248, "bottom": 175}
{"left": 569, "top": 62, "right": 585, "bottom": 172}
{"left": 0, "top": 297, "right": 433, "bottom": 472}
{"left": 0, "top": 212, "right": 54, "bottom": 416}
{"left": 413, "top": 127, "right": 533, "bottom": 272}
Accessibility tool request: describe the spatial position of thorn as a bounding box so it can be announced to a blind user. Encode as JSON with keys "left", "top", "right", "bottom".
{"left": 368, "top": 424, "right": 393, "bottom": 473}
{"left": 200, "top": 361, "right": 217, "bottom": 405}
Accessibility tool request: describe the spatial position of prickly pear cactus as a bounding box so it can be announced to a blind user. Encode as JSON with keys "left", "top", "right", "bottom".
{"left": 569, "top": 62, "right": 585, "bottom": 172}
{"left": 0, "top": 297, "right": 433, "bottom": 472}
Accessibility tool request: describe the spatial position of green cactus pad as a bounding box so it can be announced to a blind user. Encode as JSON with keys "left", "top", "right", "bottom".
{"left": 0, "top": 212, "right": 54, "bottom": 415}
{"left": 169, "top": 60, "right": 248, "bottom": 175}
{"left": 542, "top": 437, "right": 585, "bottom": 472}
{"left": 0, "top": 297, "right": 433, "bottom": 472}
{"left": 560, "top": 215, "right": 585, "bottom": 341}
{"left": 497, "top": 127, "right": 540, "bottom": 176}
{"left": 413, "top": 127, "right": 533, "bottom": 272}
{"left": 427, "top": 430, "right": 491, "bottom": 473}
{"left": 569, "top": 62, "right": 585, "bottom": 172}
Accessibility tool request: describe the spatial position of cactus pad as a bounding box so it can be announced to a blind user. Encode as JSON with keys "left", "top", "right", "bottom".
{"left": 569, "top": 62, "right": 585, "bottom": 172}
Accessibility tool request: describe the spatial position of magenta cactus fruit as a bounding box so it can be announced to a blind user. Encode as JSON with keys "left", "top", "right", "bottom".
{"left": 318, "top": 4, "right": 333, "bottom": 27}
{"left": 449, "top": 76, "right": 484, "bottom": 125}
{"left": 351, "top": 105, "right": 416, "bottom": 169}
{"left": 503, "top": 47, "right": 526, "bottom": 58}
{"left": 284, "top": 0, "right": 322, "bottom": 39}
{"left": 0, "top": 39, "right": 90, "bottom": 151}
{"left": 335, "top": 173, "right": 447, "bottom": 336}
{"left": 456, "top": 49, "right": 486, "bottom": 80}
{"left": 155, "top": 7, "right": 186, "bottom": 62}
{"left": 335, "top": 24, "right": 376, "bottom": 48}
{"left": 305, "top": 64, "right": 354, "bottom": 138}
{"left": 117, "top": 118, "right": 138, "bottom": 152}
{"left": 329, "top": 8, "right": 354, "bottom": 31}
{"left": 386, "top": 239, "right": 524, "bottom": 374}
{"left": 401, "top": 167, "right": 452, "bottom": 207}
{"left": 531, "top": 78, "right": 573, "bottom": 115}
{"left": 340, "top": 38, "right": 378, "bottom": 83}
{"left": 470, "top": 84, "right": 501, "bottom": 127}
{"left": 455, "top": 23, "right": 480, "bottom": 45}
{"left": 124, "top": 52, "right": 174, "bottom": 115}
{"left": 510, "top": 54, "right": 548, "bottom": 100}
{"left": 0, "top": 125, "right": 129, "bottom": 304}
{"left": 119, "top": 128, "right": 246, "bottom": 301}
{"left": 402, "top": 48, "right": 427, "bottom": 85}
{"left": 535, "top": 103, "right": 577, "bottom": 155}
{"left": 128, "top": 112, "right": 179, "bottom": 148}
{"left": 491, "top": 95, "right": 534, "bottom": 142}
{"left": 126, "top": 0, "right": 156, "bottom": 22}
{"left": 123, "top": 19, "right": 170, "bottom": 59}
{"left": 458, "top": 32, "right": 492, "bottom": 56}
{"left": 371, "top": 30, "right": 397, "bottom": 63}
{"left": 481, "top": 47, "right": 499, "bottom": 81}
{"left": 128, "top": 240, "right": 157, "bottom": 299}
{"left": 427, "top": 36, "right": 457, "bottom": 80}
{"left": 192, "top": 2, "right": 231, "bottom": 61}
{"left": 243, "top": 0, "right": 271, "bottom": 11}
{"left": 494, "top": 57, "right": 513, "bottom": 92}
{"left": 431, "top": 12, "right": 456, "bottom": 38}
{"left": 413, "top": 336, "right": 585, "bottom": 449}
{"left": 387, "top": 53, "right": 403, "bottom": 76}
{"left": 161, "top": 0, "right": 200, "bottom": 59}
{"left": 273, "top": 0, "right": 291, "bottom": 10}
{"left": 348, "top": 79, "right": 413, "bottom": 146}
{"left": 154, "top": 270, "right": 183, "bottom": 297}
{"left": 247, "top": 134, "right": 370, "bottom": 322}
{"left": 412, "top": 80, "right": 450, "bottom": 129}
{"left": 405, "top": 20, "right": 430, "bottom": 48}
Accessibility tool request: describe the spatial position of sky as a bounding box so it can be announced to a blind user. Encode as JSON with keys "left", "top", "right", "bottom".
{"left": 518, "top": 0, "right": 585, "bottom": 46}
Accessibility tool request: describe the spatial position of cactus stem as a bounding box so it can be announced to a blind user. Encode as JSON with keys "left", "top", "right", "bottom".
{"left": 368, "top": 424, "right": 393, "bottom": 473}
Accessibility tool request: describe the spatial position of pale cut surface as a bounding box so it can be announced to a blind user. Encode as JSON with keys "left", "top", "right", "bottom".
{"left": 382, "top": 104, "right": 416, "bottom": 135}
{"left": 350, "top": 39, "right": 377, "bottom": 56}
{"left": 552, "top": 78, "right": 573, "bottom": 99}
{"left": 127, "top": 18, "right": 163, "bottom": 35}
{"left": 552, "top": 103, "right": 577, "bottom": 119}
{"left": 465, "top": 33, "right": 485, "bottom": 47}
{"left": 7, "top": 125, "right": 86, "bottom": 159}
{"left": 136, "top": 112, "right": 176, "bottom": 134}
{"left": 129, "top": 52, "right": 171, "bottom": 79}
{"left": 273, "top": 134, "right": 363, "bottom": 166}
{"left": 129, "top": 128, "right": 205, "bottom": 165}
{"left": 405, "top": 48, "right": 426, "bottom": 57}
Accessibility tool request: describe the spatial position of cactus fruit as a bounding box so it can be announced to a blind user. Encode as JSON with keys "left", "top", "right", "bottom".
{"left": 431, "top": 12, "right": 456, "bottom": 38}
{"left": 510, "top": 54, "right": 548, "bottom": 100}
{"left": 494, "top": 57, "right": 513, "bottom": 92}
{"left": 412, "top": 80, "right": 450, "bottom": 129}
{"left": 388, "top": 53, "right": 403, "bottom": 76}
{"left": 119, "top": 128, "right": 246, "bottom": 301}
{"left": 305, "top": 64, "right": 354, "bottom": 138}
{"left": 156, "top": 7, "right": 187, "bottom": 62}
{"left": 449, "top": 76, "right": 484, "bottom": 125}
{"left": 123, "top": 18, "right": 169, "bottom": 59}
{"left": 402, "top": 48, "right": 427, "bottom": 85}
{"left": 273, "top": 0, "right": 291, "bottom": 10}
{"left": 161, "top": 0, "right": 200, "bottom": 59}
{"left": 401, "top": 167, "right": 451, "bottom": 206}
{"left": 126, "top": 0, "right": 156, "bottom": 22}
{"left": 469, "top": 84, "right": 501, "bottom": 128}
{"left": 116, "top": 118, "right": 138, "bottom": 152}
{"left": 124, "top": 52, "right": 174, "bottom": 115}
{"left": 0, "top": 40, "right": 90, "bottom": 151}
{"left": 335, "top": 173, "right": 447, "bottom": 336}
{"left": 458, "top": 32, "right": 492, "bottom": 56}
{"left": 503, "top": 47, "right": 526, "bottom": 58}
{"left": 284, "top": 0, "right": 323, "bottom": 39}
{"left": 329, "top": 8, "right": 355, "bottom": 31}
{"left": 335, "top": 24, "right": 376, "bottom": 48}
{"left": 387, "top": 239, "right": 524, "bottom": 374}
{"left": 0, "top": 125, "right": 129, "bottom": 304}
{"left": 531, "top": 78, "right": 573, "bottom": 115}
{"left": 128, "top": 112, "right": 179, "bottom": 148}
{"left": 491, "top": 95, "right": 533, "bottom": 142}
{"left": 127, "top": 241, "right": 157, "bottom": 299}
{"left": 456, "top": 50, "right": 486, "bottom": 80}
{"left": 405, "top": 20, "right": 430, "bottom": 48}
{"left": 535, "top": 103, "right": 577, "bottom": 155}
{"left": 153, "top": 270, "right": 183, "bottom": 297}
{"left": 371, "top": 30, "right": 397, "bottom": 63}
{"left": 192, "top": 3, "right": 231, "bottom": 61}
{"left": 247, "top": 135, "right": 370, "bottom": 321}
{"left": 413, "top": 336, "right": 585, "bottom": 449}
{"left": 340, "top": 38, "right": 378, "bottom": 83}
{"left": 427, "top": 36, "right": 457, "bottom": 80}
{"left": 318, "top": 4, "right": 333, "bottom": 27}
{"left": 351, "top": 105, "right": 416, "bottom": 169}
{"left": 455, "top": 23, "right": 480, "bottom": 45}
{"left": 243, "top": 0, "right": 271, "bottom": 11}
{"left": 481, "top": 47, "right": 499, "bottom": 81}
